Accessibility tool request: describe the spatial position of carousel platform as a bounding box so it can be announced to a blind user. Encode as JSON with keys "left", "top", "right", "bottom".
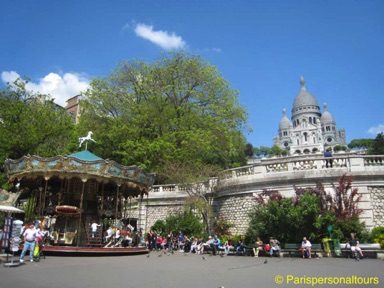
{"left": 18, "top": 245, "right": 148, "bottom": 257}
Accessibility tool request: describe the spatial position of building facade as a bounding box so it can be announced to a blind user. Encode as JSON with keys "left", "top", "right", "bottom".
{"left": 274, "top": 76, "right": 347, "bottom": 155}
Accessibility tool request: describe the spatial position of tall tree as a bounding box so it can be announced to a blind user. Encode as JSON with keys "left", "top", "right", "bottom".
{"left": 0, "top": 77, "right": 75, "bottom": 163}
{"left": 368, "top": 133, "right": 384, "bottom": 155}
{"left": 80, "top": 52, "right": 249, "bottom": 176}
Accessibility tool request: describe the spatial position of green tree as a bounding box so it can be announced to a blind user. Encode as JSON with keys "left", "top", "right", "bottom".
{"left": 368, "top": 133, "right": 384, "bottom": 155}
{"left": 348, "top": 138, "right": 373, "bottom": 150}
{"left": 80, "top": 52, "right": 249, "bottom": 173}
{"left": 270, "top": 145, "right": 284, "bottom": 157}
{"left": 244, "top": 143, "right": 254, "bottom": 158}
{"left": 0, "top": 77, "right": 75, "bottom": 164}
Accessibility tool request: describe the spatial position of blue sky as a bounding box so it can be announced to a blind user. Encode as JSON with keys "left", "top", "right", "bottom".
{"left": 1, "top": 0, "right": 383, "bottom": 147}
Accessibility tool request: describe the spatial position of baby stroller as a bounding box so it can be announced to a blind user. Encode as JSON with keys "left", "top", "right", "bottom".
{"left": 33, "top": 235, "right": 46, "bottom": 262}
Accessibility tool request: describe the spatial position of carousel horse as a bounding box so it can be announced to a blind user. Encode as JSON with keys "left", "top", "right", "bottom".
{"left": 78, "top": 131, "right": 96, "bottom": 148}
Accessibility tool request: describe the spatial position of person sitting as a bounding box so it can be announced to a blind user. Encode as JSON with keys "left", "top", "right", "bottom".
{"left": 195, "top": 237, "right": 204, "bottom": 254}
{"left": 210, "top": 235, "right": 221, "bottom": 255}
{"left": 200, "top": 236, "right": 212, "bottom": 254}
{"left": 349, "top": 232, "right": 364, "bottom": 259}
{"left": 324, "top": 149, "right": 333, "bottom": 168}
{"left": 301, "top": 237, "right": 312, "bottom": 259}
{"left": 236, "top": 236, "right": 246, "bottom": 256}
{"left": 253, "top": 236, "right": 264, "bottom": 257}
{"left": 224, "top": 235, "right": 235, "bottom": 255}
{"left": 160, "top": 237, "right": 168, "bottom": 250}
{"left": 122, "top": 231, "right": 132, "bottom": 247}
{"left": 105, "top": 226, "right": 113, "bottom": 243}
{"left": 269, "top": 237, "right": 281, "bottom": 257}
{"left": 156, "top": 235, "right": 163, "bottom": 250}
{"left": 189, "top": 237, "right": 198, "bottom": 253}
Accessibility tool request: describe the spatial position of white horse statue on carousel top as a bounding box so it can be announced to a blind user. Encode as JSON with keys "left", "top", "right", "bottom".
{"left": 79, "top": 131, "right": 96, "bottom": 149}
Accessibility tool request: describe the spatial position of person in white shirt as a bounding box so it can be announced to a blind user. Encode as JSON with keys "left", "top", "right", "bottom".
{"left": 105, "top": 226, "right": 113, "bottom": 243}
{"left": 301, "top": 237, "right": 312, "bottom": 259}
{"left": 91, "top": 222, "right": 101, "bottom": 238}
{"left": 19, "top": 222, "right": 37, "bottom": 263}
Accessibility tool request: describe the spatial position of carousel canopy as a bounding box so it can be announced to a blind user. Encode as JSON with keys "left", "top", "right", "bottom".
{"left": 3, "top": 151, "right": 156, "bottom": 195}
{"left": 0, "top": 204, "right": 25, "bottom": 213}
{"left": 68, "top": 150, "right": 102, "bottom": 161}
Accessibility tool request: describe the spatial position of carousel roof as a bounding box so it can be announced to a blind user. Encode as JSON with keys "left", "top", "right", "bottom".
{"left": 68, "top": 150, "right": 102, "bottom": 161}
{"left": 3, "top": 150, "right": 156, "bottom": 195}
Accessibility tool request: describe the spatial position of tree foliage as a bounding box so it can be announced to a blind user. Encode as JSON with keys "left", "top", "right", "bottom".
{"left": 368, "top": 132, "right": 384, "bottom": 155}
{"left": 150, "top": 210, "right": 205, "bottom": 237}
{"left": 348, "top": 138, "right": 373, "bottom": 150}
{"left": 0, "top": 77, "right": 75, "bottom": 163}
{"left": 246, "top": 174, "right": 366, "bottom": 244}
{"left": 79, "top": 52, "right": 249, "bottom": 177}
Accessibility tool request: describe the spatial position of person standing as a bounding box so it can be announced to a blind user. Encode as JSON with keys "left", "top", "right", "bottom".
{"left": 91, "top": 222, "right": 101, "bottom": 238}
{"left": 324, "top": 149, "right": 333, "bottom": 168}
{"left": 19, "top": 222, "right": 37, "bottom": 263}
{"left": 167, "top": 230, "right": 174, "bottom": 252}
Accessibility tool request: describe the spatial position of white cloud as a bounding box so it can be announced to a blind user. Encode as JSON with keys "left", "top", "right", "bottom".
{"left": 368, "top": 124, "right": 384, "bottom": 135}
{"left": 1, "top": 71, "right": 89, "bottom": 107}
{"left": 134, "top": 23, "right": 186, "bottom": 50}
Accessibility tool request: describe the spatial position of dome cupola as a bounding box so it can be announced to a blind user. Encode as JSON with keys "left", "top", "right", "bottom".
{"left": 292, "top": 76, "right": 320, "bottom": 118}
{"left": 320, "top": 102, "right": 335, "bottom": 123}
{"left": 279, "top": 108, "right": 292, "bottom": 130}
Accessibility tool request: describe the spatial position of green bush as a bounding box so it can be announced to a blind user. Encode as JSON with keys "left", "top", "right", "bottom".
{"left": 150, "top": 211, "right": 205, "bottom": 238}
{"left": 368, "top": 226, "right": 384, "bottom": 248}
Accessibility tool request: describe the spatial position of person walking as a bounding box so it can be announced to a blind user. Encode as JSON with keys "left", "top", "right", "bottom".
{"left": 19, "top": 222, "right": 37, "bottom": 263}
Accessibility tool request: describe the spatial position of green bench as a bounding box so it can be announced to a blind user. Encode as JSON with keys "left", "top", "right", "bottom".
{"left": 283, "top": 243, "right": 322, "bottom": 258}
{"left": 340, "top": 243, "right": 383, "bottom": 259}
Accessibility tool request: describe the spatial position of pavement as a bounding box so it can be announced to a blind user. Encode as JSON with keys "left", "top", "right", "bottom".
{"left": 1, "top": 251, "right": 383, "bottom": 288}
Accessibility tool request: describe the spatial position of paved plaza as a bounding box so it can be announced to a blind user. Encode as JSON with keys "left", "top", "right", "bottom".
{"left": 1, "top": 251, "right": 383, "bottom": 288}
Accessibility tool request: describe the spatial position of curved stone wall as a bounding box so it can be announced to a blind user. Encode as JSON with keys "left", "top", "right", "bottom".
{"left": 141, "top": 153, "right": 384, "bottom": 234}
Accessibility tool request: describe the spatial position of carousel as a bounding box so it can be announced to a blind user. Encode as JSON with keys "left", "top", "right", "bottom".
{"left": 3, "top": 132, "right": 156, "bottom": 256}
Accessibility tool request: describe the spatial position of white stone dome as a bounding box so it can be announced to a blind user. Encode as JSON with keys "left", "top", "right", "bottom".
{"left": 279, "top": 108, "right": 292, "bottom": 130}
{"left": 292, "top": 76, "right": 320, "bottom": 110}
{"left": 321, "top": 102, "right": 335, "bottom": 123}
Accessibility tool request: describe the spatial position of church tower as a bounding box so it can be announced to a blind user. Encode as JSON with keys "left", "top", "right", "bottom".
{"left": 274, "top": 76, "right": 347, "bottom": 154}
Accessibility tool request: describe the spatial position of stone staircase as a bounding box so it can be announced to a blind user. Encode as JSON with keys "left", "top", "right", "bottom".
{"left": 84, "top": 216, "right": 103, "bottom": 247}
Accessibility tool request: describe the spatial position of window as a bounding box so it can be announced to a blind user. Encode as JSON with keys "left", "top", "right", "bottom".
{"left": 283, "top": 131, "right": 287, "bottom": 136}
{"left": 313, "top": 118, "right": 316, "bottom": 124}
{"left": 326, "top": 126, "right": 331, "bottom": 131}
{"left": 309, "top": 117, "right": 312, "bottom": 123}
{"left": 297, "top": 139, "right": 300, "bottom": 145}
{"left": 303, "top": 132, "right": 308, "bottom": 142}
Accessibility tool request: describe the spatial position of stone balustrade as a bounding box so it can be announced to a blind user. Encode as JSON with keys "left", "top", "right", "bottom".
{"left": 150, "top": 153, "right": 384, "bottom": 194}
{"left": 143, "top": 153, "right": 384, "bottom": 234}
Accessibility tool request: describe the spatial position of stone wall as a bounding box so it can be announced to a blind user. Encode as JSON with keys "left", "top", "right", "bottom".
{"left": 214, "top": 194, "right": 256, "bottom": 235}
{"left": 145, "top": 204, "right": 184, "bottom": 231}
{"left": 369, "top": 186, "right": 384, "bottom": 227}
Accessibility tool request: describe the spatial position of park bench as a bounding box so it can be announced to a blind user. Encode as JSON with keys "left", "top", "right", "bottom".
{"left": 282, "top": 243, "right": 323, "bottom": 258}
{"left": 340, "top": 243, "right": 383, "bottom": 259}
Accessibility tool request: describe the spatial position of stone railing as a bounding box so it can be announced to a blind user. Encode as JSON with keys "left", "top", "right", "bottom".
{"left": 150, "top": 154, "right": 384, "bottom": 194}
{"left": 217, "top": 153, "right": 384, "bottom": 182}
